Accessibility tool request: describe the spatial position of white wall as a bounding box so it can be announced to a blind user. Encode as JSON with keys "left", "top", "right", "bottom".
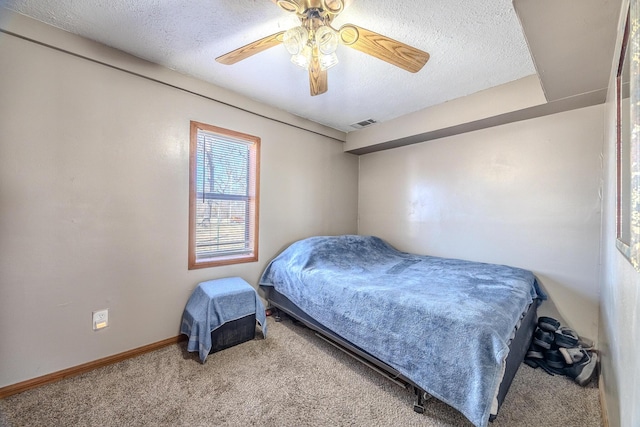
{"left": 599, "top": 1, "right": 640, "bottom": 426}
{"left": 0, "top": 16, "right": 358, "bottom": 388}
{"left": 358, "top": 105, "right": 603, "bottom": 342}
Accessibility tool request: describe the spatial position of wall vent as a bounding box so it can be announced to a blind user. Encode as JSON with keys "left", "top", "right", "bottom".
{"left": 350, "top": 118, "right": 377, "bottom": 129}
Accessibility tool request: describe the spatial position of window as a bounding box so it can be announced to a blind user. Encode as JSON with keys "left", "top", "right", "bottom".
{"left": 189, "top": 121, "right": 260, "bottom": 269}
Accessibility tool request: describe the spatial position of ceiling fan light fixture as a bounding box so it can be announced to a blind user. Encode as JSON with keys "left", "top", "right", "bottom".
{"left": 315, "top": 25, "right": 339, "bottom": 55}
{"left": 283, "top": 26, "right": 308, "bottom": 55}
{"left": 291, "top": 45, "right": 313, "bottom": 69}
{"left": 319, "top": 52, "right": 338, "bottom": 70}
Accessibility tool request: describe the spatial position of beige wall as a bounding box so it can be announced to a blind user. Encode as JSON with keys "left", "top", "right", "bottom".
{"left": 344, "top": 75, "right": 547, "bottom": 152}
{"left": 0, "top": 16, "right": 358, "bottom": 387}
{"left": 358, "top": 105, "right": 603, "bottom": 342}
{"left": 599, "top": 1, "right": 640, "bottom": 426}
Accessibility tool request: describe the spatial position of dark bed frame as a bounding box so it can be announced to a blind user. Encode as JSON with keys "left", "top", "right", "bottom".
{"left": 261, "top": 285, "right": 539, "bottom": 422}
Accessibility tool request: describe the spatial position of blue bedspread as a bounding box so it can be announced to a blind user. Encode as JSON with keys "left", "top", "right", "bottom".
{"left": 259, "top": 235, "right": 544, "bottom": 427}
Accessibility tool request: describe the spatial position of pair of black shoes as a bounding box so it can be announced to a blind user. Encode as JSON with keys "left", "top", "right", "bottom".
{"left": 524, "top": 316, "right": 597, "bottom": 387}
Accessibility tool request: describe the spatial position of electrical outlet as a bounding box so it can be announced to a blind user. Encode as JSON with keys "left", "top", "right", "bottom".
{"left": 92, "top": 309, "right": 109, "bottom": 331}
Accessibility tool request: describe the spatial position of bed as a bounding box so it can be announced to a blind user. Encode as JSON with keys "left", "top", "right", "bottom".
{"left": 259, "top": 235, "right": 545, "bottom": 427}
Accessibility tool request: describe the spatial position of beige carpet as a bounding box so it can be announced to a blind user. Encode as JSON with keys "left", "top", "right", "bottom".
{"left": 0, "top": 316, "right": 602, "bottom": 426}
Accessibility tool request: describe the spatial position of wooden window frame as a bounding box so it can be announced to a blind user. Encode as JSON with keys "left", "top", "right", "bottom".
{"left": 188, "top": 121, "right": 260, "bottom": 269}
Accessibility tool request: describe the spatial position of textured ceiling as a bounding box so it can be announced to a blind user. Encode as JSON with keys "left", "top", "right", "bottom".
{"left": 0, "top": 0, "right": 537, "bottom": 132}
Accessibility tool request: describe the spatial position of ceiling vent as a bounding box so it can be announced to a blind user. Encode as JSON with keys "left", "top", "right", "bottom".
{"left": 350, "top": 118, "right": 377, "bottom": 129}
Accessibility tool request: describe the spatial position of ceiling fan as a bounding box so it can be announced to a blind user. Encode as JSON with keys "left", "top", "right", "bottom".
{"left": 215, "top": 0, "right": 430, "bottom": 96}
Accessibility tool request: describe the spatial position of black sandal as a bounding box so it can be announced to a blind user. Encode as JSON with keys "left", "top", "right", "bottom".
{"left": 537, "top": 316, "right": 561, "bottom": 332}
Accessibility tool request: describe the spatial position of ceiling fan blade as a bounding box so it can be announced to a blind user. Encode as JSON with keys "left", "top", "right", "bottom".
{"left": 309, "top": 56, "right": 328, "bottom": 96}
{"left": 216, "top": 31, "right": 285, "bottom": 65}
{"left": 338, "top": 24, "right": 429, "bottom": 73}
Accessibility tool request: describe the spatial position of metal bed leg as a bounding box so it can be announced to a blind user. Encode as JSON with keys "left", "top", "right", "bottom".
{"left": 413, "top": 387, "right": 431, "bottom": 414}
